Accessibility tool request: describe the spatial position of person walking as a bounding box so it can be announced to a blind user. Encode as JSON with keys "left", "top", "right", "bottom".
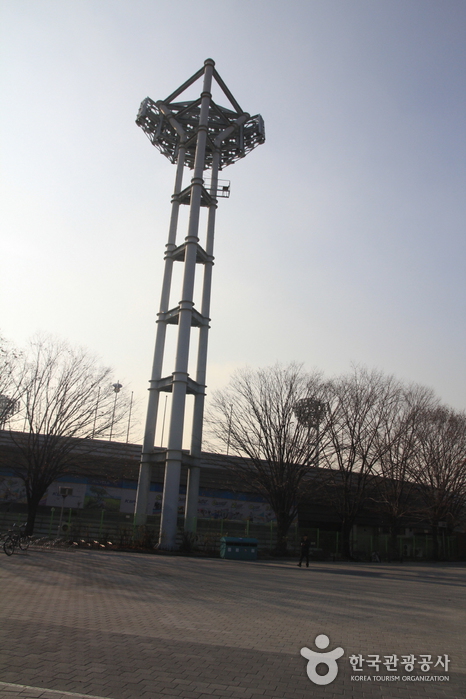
{"left": 298, "top": 534, "right": 311, "bottom": 567}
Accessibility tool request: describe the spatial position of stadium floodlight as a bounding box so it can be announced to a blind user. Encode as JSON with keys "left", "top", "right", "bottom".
{"left": 134, "top": 59, "right": 265, "bottom": 549}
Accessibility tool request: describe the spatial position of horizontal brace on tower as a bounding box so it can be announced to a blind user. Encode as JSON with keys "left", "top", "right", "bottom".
{"left": 151, "top": 375, "right": 206, "bottom": 395}
{"left": 144, "top": 450, "right": 206, "bottom": 468}
{"left": 172, "top": 185, "right": 216, "bottom": 208}
{"left": 159, "top": 306, "right": 209, "bottom": 327}
{"left": 166, "top": 242, "right": 212, "bottom": 264}
{"left": 145, "top": 450, "right": 167, "bottom": 464}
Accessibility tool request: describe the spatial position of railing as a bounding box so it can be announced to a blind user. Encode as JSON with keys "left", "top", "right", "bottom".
{"left": 203, "top": 178, "right": 230, "bottom": 198}
{"left": 0, "top": 507, "right": 459, "bottom": 560}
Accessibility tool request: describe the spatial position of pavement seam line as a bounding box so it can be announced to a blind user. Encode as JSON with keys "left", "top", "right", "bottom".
{"left": 0, "top": 681, "right": 115, "bottom": 699}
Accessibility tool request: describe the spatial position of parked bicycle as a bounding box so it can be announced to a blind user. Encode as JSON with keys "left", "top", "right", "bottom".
{"left": 3, "top": 523, "right": 30, "bottom": 556}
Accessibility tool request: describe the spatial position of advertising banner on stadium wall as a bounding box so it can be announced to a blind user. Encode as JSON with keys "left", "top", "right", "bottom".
{"left": 0, "top": 475, "right": 26, "bottom": 504}
{"left": 0, "top": 471, "right": 276, "bottom": 522}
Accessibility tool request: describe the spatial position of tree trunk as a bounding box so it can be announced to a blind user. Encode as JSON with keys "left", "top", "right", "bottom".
{"left": 431, "top": 524, "right": 439, "bottom": 561}
{"left": 340, "top": 520, "right": 354, "bottom": 560}
{"left": 389, "top": 524, "right": 399, "bottom": 562}
{"left": 25, "top": 494, "right": 43, "bottom": 536}
{"left": 273, "top": 516, "right": 292, "bottom": 556}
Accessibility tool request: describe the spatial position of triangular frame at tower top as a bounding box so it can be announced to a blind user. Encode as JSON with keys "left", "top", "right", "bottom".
{"left": 164, "top": 59, "right": 244, "bottom": 116}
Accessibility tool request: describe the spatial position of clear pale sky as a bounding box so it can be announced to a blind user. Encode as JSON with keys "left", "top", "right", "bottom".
{"left": 1, "top": 0, "right": 465, "bottom": 445}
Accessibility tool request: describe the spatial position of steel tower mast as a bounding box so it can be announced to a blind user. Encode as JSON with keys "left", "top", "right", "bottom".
{"left": 134, "top": 59, "right": 265, "bottom": 549}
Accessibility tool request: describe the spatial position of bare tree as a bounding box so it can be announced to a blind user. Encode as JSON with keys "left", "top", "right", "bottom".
{"left": 0, "top": 334, "right": 21, "bottom": 427}
{"left": 371, "top": 384, "right": 438, "bottom": 560}
{"left": 319, "top": 367, "right": 403, "bottom": 559}
{"left": 408, "top": 405, "right": 466, "bottom": 560}
{"left": 208, "top": 363, "right": 325, "bottom": 555}
{"left": 4, "top": 335, "right": 131, "bottom": 534}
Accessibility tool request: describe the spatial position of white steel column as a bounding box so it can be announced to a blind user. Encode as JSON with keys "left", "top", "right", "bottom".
{"left": 158, "top": 60, "right": 214, "bottom": 548}
{"left": 184, "top": 114, "right": 251, "bottom": 531}
{"left": 184, "top": 149, "right": 219, "bottom": 532}
{"left": 135, "top": 59, "right": 265, "bottom": 548}
{"left": 134, "top": 145, "right": 186, "bottom": 524}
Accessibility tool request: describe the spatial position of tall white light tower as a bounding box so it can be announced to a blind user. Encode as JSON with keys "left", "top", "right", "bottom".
{"left": 134, "top": 59, "right": 265, "bottom": 549}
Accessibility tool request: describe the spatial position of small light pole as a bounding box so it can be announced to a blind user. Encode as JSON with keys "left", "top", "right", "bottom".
{"left": 109, "top": 382, "right": 122, "bottom": 441}
{"left": 91, "top": 387, "right": 101, "bottom": 439}
{"left": 126, "top": 391, "right": 134, "bottom": 444}
{"left": 226, "top": 403, "right": 234, "bottom": 455}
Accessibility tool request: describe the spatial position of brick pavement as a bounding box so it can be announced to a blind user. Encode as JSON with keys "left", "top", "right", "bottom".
{"left": 0, "top": 548, "right": 464, "bottom": 699}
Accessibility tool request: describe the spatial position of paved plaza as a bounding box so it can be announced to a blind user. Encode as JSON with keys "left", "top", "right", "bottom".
{"left": 0, "top": 547, "right": 464, "bottom": 699}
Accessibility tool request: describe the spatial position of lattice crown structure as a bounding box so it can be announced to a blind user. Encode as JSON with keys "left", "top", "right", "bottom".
{"left": 136, "top": 66, "right": 265, "bottom": 170}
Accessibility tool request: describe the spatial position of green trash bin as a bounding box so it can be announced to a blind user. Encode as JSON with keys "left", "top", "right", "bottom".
{"left": 220, "top": 537, "right": 258, "bottom": 561}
